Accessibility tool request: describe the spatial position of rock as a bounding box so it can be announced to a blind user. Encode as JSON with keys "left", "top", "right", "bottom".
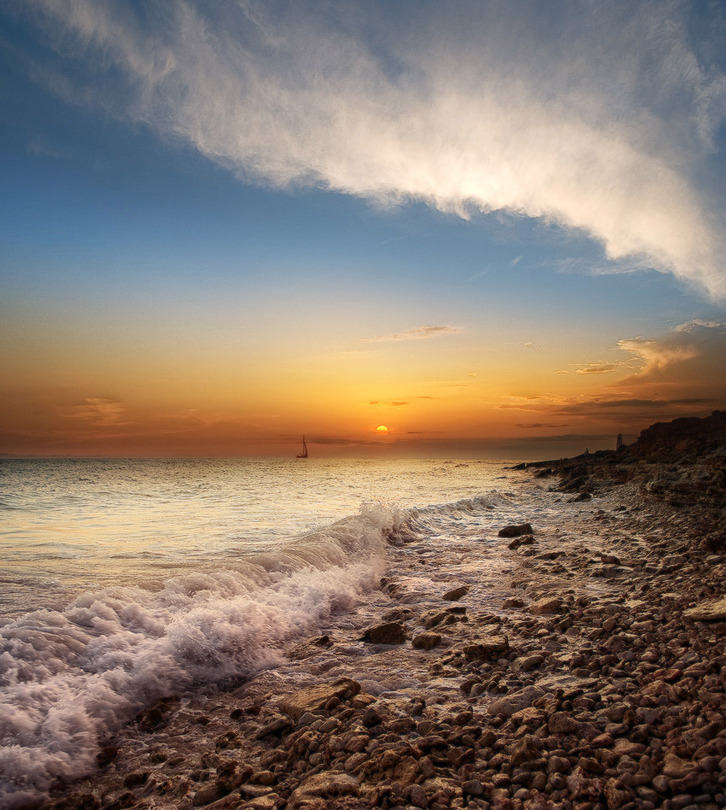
{"left": 603, "top": 777, "right": 634, "bottom": 809}
{"left": 443, "top": 585, "right": 469, "bottom": 601}
{"left": 515, "top": 654, "right": 544, "bottom": 672}
{"left": 362, "top": 621, "right": 407, "bottom": 644}
{"left": 499, "top": 523, "right": 534, "bottom": 538}
{"left": 508, "top": 534, "right": 535, "bottom": 550}
{"left": 278, "top": 678, "right": 361, "bottom": 720}
{"left": 135, "top": 696, "right": 180, "bottom": 732}
{"left": 193, "top": 784, "right": 225, "bottom": 806}
{"left": 662, "top": 753, "right": 694, "bottom": 779}
{"left": 510, "top": 735, "right": 541, "bottom": 766}
{"left": 684, "top": 597, "right": 726, "bottom": 621}
{"left": 503, "top": 596, "right": 527, "bottom": 609}
{"left": 463, "top": 634, "right": 509, "bottom": 660}
{"left": 289, "top": 771, "right": 359, "bottom": 806}
{"left": 530, "top": 597, "right": 563, "bottom": 615}
{"left": 489, "top": 685, "right": 545, "bottom": 718}
{"left": 412, "top": 632, "right": 442, "bottom": 650}
{"left": 548, "top": 712, "right": 578, "bottom": 734}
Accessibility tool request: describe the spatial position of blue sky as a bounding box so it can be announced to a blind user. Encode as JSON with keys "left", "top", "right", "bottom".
{"left": 2, "top": 0, "right": 726, "bottom": 457}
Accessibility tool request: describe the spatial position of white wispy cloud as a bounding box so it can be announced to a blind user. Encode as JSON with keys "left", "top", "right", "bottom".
{"left": 362, "top": 324, "right": 461, "bottom": 343}
{"left": 24, "top": 0, "right": 726, "bottom": 297}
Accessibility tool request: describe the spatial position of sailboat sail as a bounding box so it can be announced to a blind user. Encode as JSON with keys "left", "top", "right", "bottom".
{"left": 296, "top": 436, "right": 308, "bottom": 458}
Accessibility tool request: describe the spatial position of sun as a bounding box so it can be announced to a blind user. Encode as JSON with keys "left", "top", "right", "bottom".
{"left": 375, "top": 425, "right": 389, "bottom": 433}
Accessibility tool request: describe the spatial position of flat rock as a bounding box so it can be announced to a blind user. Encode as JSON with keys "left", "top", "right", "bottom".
{"left": 278, "top": 678, "right": 361, "bottom": 720}
{"left": 683, "top": 597, "right": 726, "bottom": 621}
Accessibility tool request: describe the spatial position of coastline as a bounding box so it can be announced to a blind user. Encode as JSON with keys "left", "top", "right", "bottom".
{"left": 38, "top": 440, "right": 726, "bottom": 809}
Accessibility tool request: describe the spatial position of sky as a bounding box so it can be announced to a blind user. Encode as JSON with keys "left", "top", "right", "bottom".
{"left": 1, "top": 0, "right": 726, "bottom": 459}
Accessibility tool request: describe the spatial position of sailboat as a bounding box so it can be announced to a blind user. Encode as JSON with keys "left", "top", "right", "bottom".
{"left": 296, "top": 436, "right": 308, "bottom": 458}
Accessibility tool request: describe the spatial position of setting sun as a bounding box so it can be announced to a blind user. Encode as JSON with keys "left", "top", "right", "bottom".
{"left": 375, "top": 425, "right": 390, "bottom": 433}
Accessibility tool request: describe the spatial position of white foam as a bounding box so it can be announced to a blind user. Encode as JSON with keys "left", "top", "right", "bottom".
{"left": 0, "top": 506, "right": 394, "bottom": 805}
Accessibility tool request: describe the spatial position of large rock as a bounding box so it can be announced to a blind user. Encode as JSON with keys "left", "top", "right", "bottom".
{"left": 498, "top": 522, "right": 534, "bottom": 538}
{"left": 684, "top": 597, "right": 726, "bottom": 621}
{"left": 278, "top": 678, "right": 361, "bottom": 720}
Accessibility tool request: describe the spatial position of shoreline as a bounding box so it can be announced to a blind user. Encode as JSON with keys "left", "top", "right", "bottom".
{"left": 38, "top": 463, "right": 726, "bottom": 810}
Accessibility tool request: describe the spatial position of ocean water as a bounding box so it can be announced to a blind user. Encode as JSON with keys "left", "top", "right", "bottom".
{"left": 0, "top": 457, "right": 525, "bottom": 806}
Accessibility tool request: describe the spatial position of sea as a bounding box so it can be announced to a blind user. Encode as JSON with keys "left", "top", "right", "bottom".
{"left": 0, "top": 457, "right": 530, "bottom": 805}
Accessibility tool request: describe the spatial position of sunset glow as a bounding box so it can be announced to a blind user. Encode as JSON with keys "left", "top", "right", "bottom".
{"left": 1, "top": 1, "right": 725, "bottom": 459}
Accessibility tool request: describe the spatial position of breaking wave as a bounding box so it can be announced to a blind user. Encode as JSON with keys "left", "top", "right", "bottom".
{"left": 0, "top": 504, "right": 398, "bottom": 806}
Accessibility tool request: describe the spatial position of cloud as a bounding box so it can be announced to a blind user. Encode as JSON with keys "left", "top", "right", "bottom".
{"left": 63, "top": 397, "right": 129, "bottom": 426}
{"left": 368, "top": 400, "right": 409, "bottom": 407}
{"left": 516, "top": 422, "right": 570, "bottom": 429}
{"left": 22, "top": 0, "right": 726, "bottom": 298}
{"left": 363, "top": 325, "right": 461, "bottom": 343}
{"left": 574, "top": 362, "right": 619, "bottom": 375}
{"left": 617, "top": 320, "right": 726, "bottom": 388}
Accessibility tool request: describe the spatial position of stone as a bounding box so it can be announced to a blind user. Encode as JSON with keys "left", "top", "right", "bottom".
{"left": 362, "top": 621, "right": 407, "bottom": 644}
{"left": 510, "top": 735, "right": 541, "bottom": 766}
{"left": 278, "top": 678, "right": 361, "bottom": 720}
{"left": 603, "top": 777, "right": 634, "bottom": 809}
{"left": 530, "top": 597, "right": 563, "bottom": 615}
{"left": 412, "top": 632, "right": 442, "bottom": 650}
{"left": 684, "top": 597, "right": 726, "bottom": 621}
{"left": 509, "top": 534, "right": 535, "bottom": 550}
{"left": 662, "top": 753, "right": 694, "bottom": 779}
{"left": 443, "top": 585, "right": 469, "bottom": 601}
{"left": 548, "top": 712, "right": 578, "bottom": 734}
{"left": 499, "top": 523, "right": 534, "bottom": 538}
{"left": 463, "top": 634, "right": 509, "bottom": 660}
{"left": 289, "top": 772, "right": 359, "bottom": 806}
{"left": 489, "top": 685, "right": 545, "bottom": 718}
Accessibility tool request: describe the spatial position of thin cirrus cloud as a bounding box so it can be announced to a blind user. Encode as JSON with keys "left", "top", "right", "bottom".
{"left": 362, "top": 325, "right": 461, "bottom": 343}
{"left": 22, "top": 0, "right": 726, "bottom": 298}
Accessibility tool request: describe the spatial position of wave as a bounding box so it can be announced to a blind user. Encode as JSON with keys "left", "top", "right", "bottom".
{"left": 0, "top": 504, "right": 398, "bottom": 807}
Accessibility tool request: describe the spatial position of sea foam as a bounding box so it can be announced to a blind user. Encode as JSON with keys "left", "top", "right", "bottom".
{"left": 0, "top": 505, "right": 395, "bottom": 806}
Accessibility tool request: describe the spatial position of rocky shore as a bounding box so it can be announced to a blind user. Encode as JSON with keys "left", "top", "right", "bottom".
{"left": 43, "top": 414, "right": 726, "bottom": 810}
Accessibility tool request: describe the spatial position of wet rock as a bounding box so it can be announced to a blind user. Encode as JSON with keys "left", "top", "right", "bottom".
{"left": 362, "top": 621, "right": 407, "bottom": 644}
{"left": 684, "top": 597, "right": 726, "bottom": 621}
{"left": 508, "top": 534, "right": 535, "bottom": 550}
{"left": 278, "top": 678, "right": 361, "bottom": 720}
{"left": 499, "top": 523, "right": 534, "bottom": 538}
{"left": 442, "top": 585, "right": 469, "bottom": 601}
{"left": 135, "top": 696, "right": 180, "bottom": 732}
{"left": 412, "top": 632, "right": 442, "bottom": 650}
{"left": 530, "top": 597, "right": 563, "bottom": 615}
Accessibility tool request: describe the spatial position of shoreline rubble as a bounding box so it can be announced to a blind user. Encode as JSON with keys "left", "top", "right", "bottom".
{"left": 41, "top": 412, "right": 726, "bottom": 810}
